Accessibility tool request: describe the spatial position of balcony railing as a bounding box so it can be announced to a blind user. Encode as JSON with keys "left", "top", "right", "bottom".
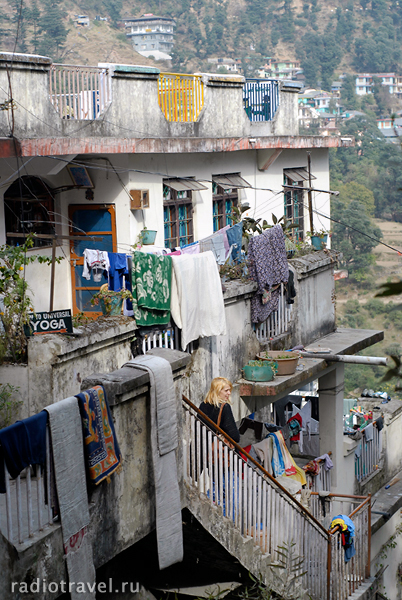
{"left": 254, "top": 282, "right": 293, "bottom": 342}
{"left": 0, "top": 427, "right": 56, "bottom": 545}
{"left": 183, "top": 396, "right": 371, "bottom": 600}
{"left": 158, "top": 73, "right": 204, "bottom": 122}
{"left": 49, "top": 64, "right": 111, "bottom": 120}
{"left": 243, "top": 79, "right": 279, "bottom": 122}
{"left": 355, "top": 427, "right": 382, "bottom": 482}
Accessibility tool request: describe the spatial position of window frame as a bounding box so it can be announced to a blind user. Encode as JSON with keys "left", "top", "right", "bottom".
{"left": 284, "top": 175, "right": 305, "bottom": 241}
{"left": 163, "top": 186, "right": 194, "bottom": 248}
{"left": 212, "top": 182, "right": 239, "bottom": 232}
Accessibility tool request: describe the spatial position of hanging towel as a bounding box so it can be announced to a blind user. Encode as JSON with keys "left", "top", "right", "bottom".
{"left": 316, "top": 453, "right": 334, "bottom": 470}
{"left": 75, "top": 386, "right": 122, "bottom": 485}
{"left": 0, "top": 411, "right": 48, "bottom": 493}
{"left": 364, "top": 422, "right": 374, "bottom": 442}
{"left": 200, "top": 232, "right": 226, "bottom": 265}
{"left": 83, "top": 249, "right": 110, "bottom": 282}
{"left": 226, "top": 222, "right": 243, "bottom": 263}
{"left": 170, "top": 251, "right": 226, "bottom": 350}
{"left": 132, "top": 251, "right": 172, "bottom": 326}
{"left": 252, "top": 437, "right": 274, "bottom": 476}
{"left": 108, "top": 252, "right": 129, "bottom": 291}
{"left": 45, "top": 397, "right": 95, "bottom": 600}
{"left": 123, "top": 255, "right": 134, "bottom": 316}
{"left": 124, "top": 355, "right": 183, "bottom": 570}
{"left": 248, "top": 224, "right": 289, "bottom": 323}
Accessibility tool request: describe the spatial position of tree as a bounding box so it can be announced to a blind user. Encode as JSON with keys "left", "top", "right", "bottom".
{"left": 38, "top": 0, "right": 67, "bottom": 59}
{"left": 331, "top": 199, "right": 383, "bottom": 279}
{"left": 337, "top": 182, "right": 375, "bottom": 216}
{"left": 341, "top": 74, "right": 359, "bottom": 111}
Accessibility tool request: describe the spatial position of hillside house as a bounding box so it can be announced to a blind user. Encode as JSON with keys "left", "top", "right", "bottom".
{"left": 122, "top": 14, "right": 176, "bottom": 60}
{"left": 0, "top": 52, "right": 401, "bottom": 600}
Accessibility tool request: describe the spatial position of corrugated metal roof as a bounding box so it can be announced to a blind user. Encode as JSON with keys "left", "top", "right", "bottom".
{"left": 164, "top": 178, "right": 208, "bottom": 192}
{"left": 212, "top": 174, "right": 251, "bottom": 189}
{"left": 284, "top": 168, "right": 316, "bottom": 182}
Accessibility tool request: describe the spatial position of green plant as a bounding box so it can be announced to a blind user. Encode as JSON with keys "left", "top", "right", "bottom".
{"left": 90, "top": 287, "right": 133, "bottom": 314}
{"left": 0, "top": 383, "right": 22, "bottom": 428}
{"left": 0, "top": 235, "right": 62, "bottom": 364}
{"left": 132, "top": 227, "right": 150, "bottom": 250}
{"left": 268, "top": 541, "right": 308, "bottom": 600}
{"left": 306, "top": 228, "right": 330, "bottom": 239}
{"left": 72, "top": 311, "right": 91, "bottom": 327}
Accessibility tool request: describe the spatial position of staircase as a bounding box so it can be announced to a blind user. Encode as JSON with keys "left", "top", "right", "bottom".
{"left": 182, "top": 396, "right": 372, "bottom": 600}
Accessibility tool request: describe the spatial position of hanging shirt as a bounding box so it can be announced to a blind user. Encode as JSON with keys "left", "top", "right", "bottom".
{"left": 108, "top": 253, "right": 129, "bottom": 292}
{"left": 82, "top": 249, "right": 110, "bottom": 282}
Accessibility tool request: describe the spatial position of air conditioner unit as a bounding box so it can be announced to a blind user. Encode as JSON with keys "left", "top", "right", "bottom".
{"left": 130, "top": 189, "right": 150, "bottom": 210}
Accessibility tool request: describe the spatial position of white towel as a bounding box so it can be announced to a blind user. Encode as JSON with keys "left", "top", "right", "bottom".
{"left": 171, "top": 251, "right": 226, "bottom": 350}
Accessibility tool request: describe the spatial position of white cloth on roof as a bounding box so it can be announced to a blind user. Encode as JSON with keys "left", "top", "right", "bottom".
{"left": 171, "top": 251, "right": 226, "bottom": 350}
{"left": 82, "top": 249, "right": 110, "bottom": 281}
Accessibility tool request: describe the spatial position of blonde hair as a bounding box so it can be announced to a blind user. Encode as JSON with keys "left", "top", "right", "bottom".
{"left": 204, "top": 377, "right": 233, "bottom": 407}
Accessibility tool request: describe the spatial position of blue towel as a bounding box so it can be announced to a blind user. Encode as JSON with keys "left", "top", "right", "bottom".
{"left": 226, "top": 222, "right": 243, "bottom": 263}
{"left": 108, "top": 252, "right": 129, "bottom": 291}
{"left": 0, "top": 411, "right": 48, "bottom": 493}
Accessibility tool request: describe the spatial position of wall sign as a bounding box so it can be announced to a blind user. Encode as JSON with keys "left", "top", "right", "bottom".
{"left": 28, "top": 310, "right": 73, "bottom": 335}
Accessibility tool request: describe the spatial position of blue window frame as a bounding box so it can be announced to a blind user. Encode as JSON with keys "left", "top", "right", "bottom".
{"left": 163, "top": 186, "right": 193, "bottom": 248}
{"left": 212, "top": 182, "right": 238, "bottom": 232}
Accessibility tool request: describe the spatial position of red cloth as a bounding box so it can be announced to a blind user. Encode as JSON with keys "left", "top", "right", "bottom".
{"left": 287, "top": 412, "right": 303, "bottom": 442}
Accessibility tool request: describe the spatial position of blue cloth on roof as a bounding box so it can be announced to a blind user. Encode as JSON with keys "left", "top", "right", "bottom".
{"left": 226, "top": 222, "right": 243, "bottom": 263}
{"left": 0, "top": 411, "right": 48, "bottom": 493}
{"left": 108, "top": 252, "right": 129, "bottom": 291}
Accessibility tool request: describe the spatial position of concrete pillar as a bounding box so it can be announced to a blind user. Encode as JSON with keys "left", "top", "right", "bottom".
{"left": 318, "top": 364, "right": 344, "bottom": 491}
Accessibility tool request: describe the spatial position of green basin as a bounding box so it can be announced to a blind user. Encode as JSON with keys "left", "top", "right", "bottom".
{"left": 243, "top": 364, "right": 274, "bottom": 382}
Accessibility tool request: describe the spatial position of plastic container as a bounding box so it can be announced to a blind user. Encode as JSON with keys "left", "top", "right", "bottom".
{"left": 243, "top": 363, "right": 275, "bottom": 382}
{"left": 310, "top": 234, "right": 328, "bottom": 250}
{"left": 257, "top": 351, "right": 300, "bottom": 375}
{"left": 141, "top": 229, "right": 157, "bottom": 245}
{"left": 100, "top": 296, "right": 123, "bottom": 316}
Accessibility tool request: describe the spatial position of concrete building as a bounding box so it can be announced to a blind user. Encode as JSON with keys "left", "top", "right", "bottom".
{"left": 355, "top": 72, "right": 398, "bottom": 96}
{"left": 1, "top": 52, "right": 401, "bottom": 600}
{"left": 123, "top": 14, "right": 175, "bottom": 60}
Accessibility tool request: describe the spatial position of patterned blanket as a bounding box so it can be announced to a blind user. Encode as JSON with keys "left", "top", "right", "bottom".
{"left": 75, "top": 386, "right": 122, "bottom": 485}
{"left": 132, "top": 251, "right": 172, "bottom": 326}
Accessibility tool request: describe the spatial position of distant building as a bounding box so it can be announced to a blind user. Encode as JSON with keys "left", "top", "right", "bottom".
{"left": 74, "top": 15, "right": 90, "bottom": 27}
{"left": 355, "top": 73, "right": 400, "bottom": 96}
{"left": 265, "top": 58, "right": 302, "bottom": 80}
{"left": 123, "top": 14, "right": 175, "bottom": 60}
{"left": 207, "top": 58, "right": 242, "bottom": 73}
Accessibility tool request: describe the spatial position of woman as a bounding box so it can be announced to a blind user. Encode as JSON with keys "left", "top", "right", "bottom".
{"left": 199, "top": 377, "right": 240, "bottom": 443}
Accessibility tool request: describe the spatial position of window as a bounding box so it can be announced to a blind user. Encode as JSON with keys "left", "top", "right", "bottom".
{"left": 283, "top": 168, "right": 315, "bottom": 241}
{"left": 163, "top": 187, "right": 193, "bottom": 248}
{"left": 212, "top": 174, "right": 251, "bottom": 232}
{"left": 212, "top": 183, "right": 238, "bottom": 232}
{"left": 4, "top": 176, "right": 55, "bottom": 248}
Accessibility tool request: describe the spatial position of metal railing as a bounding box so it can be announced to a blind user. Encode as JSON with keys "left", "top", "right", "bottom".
{"left": 254, "top": 282, "right": 293, "bottom": 342}
{"left": 140, "top": 325, "right": 195, "bottom": 354}
{"left": 0, "top": 427, "right": 57, "bottom": 545}
{"left": 355, "top": 427, "right": 382, "bottom": 482}
{"left": 243, "top": 79, "right": 279, "bottom": 122}
{"left": 310, "top": 493, "right": 371, "bottom": 599}
{"left": 158, "top": 73, "right": 204, "bottom": 122}
{"left": 49, "top": 64, "right": 112, "bottom": 120}
{"left": 183, "top": 396, "right": 371, "bottom": 600}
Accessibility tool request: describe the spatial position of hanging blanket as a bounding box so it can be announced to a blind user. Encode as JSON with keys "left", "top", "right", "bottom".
{"left": 170, "top": 251, "right": 226, "bottom": 350}
{"left": 0, "top": 411, "right": 48, "bottom": 493}
{"left": 124, "top": 355, "right": 183, "bottom": 570}
{"left": 132, "top": 251, "right": 172, "bottom": 326}
{"left": 45, "top": 397, "right": 95, "bottom": 600}
{"left": 75, "top": 386, "right": 122, "bottom": 485}
{"left": 248, "top": 224, "right": 289, "bottom": 323}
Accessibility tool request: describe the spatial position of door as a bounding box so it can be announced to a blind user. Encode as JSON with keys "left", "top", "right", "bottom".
{"left": 69, "top": 204, "right": 117, "bottom": 316}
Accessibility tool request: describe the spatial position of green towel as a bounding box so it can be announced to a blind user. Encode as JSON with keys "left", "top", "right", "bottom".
{"left": 132, "top": 251, "right": 172, "bottom": 326}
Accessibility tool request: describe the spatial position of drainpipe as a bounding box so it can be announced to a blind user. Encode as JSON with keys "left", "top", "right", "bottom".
{"left": 300, "top": 353, "right": 387, "bottom": 366}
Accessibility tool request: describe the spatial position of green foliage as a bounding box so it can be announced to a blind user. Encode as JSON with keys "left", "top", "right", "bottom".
{"left": 0, "top": 383, "right": 22, "bottom": 429}
{"left": 337, "top": 182, "right": 375, "bottom": 217}
{"left": 37, "top": 0, "right": 68, "bottom": 59}
{"left": 0, "top": 235, "right": 61, "bottom": 363}
{"left": 331, "top": 199, "right": 382, "bottom": 278}
{"left": 268, "top": 541, "right": 308, "bottom": 600}
{"left": 364, "top": 298, "right": 387, "bottom": 318}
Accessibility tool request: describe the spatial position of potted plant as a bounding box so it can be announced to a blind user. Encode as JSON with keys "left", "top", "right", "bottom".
{"left": 307, "top": 229, "right": 329, "bottom": 250}
{"left": 90, "top": 285, "right": 134, "bottom": 316}
{"left": 257, "top": 350, "right": 300, "bottom": 375}
{"left": 243, "top": 359, "right": 278, "bottom": 382}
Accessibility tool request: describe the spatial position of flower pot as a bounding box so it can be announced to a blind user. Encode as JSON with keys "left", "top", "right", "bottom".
{"left": 257, "top": 351, "right": 300, "bottom": 375}
{"left": 311, "top": 234, "right": 328, "bottom": 250}
{"left": 141, "top": 229, "right": 157, "bottom": 245}
{"left": 100, "top": 296, "right": 123, "bottom": 316}
{"left": 243, "top": 363, "right": 275, "bottom": 382}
